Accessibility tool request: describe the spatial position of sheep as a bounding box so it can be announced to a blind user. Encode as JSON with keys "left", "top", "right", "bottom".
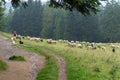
{"left": 58, "top": 39, "right": 63, "bottom": 42}
{"left": 66, "top": 42, "right": 76, "bottom": 47}
{"left": 87, "top": 46, "right": 93, "bottom": 50}
{"left": 112, "top": 47, "right": 115, "bottom": 53}
{"left": 47, "top": 39, "right": 57, "bottom": 44}
{"left": 101, "top": 46, "right": 106, "bottom": 51}
{"left": 16, "top": 35, "right": 22, "bottom": 39}
{"left": 76, "top": 44, "right": 82, "bottom": 48}
{"left": 87, "top": 45, "right": 97, "bottom": 50}
{"left": 26, "top": 36, "right": 31, "bottom": 40}
{"left": 19, "top": 38, "right": 24, "bottom": 44}
{"left": 75, "top": 41, "right": 80, "bottom": 44}
{"left": 12, "top": 40, "right": 16, "bottom": 44}
{"left": 11, "top": 37, "right": 16, "bottom": 41}
{"left": 111, "top": 44, "right": 116, "bottom": 48}
{"left": 51, "top": 40, "right": 57, "bottom": 44}
{"left": 71, "top": 41, "right": 74, "bottom": 43}
{"left": 11, "top": 37, "right": 16, "bottom": 44}
{"left": 40, "top": 39, "right": 43, "bottom": 42}
{"left": 30, "top": 37, "right": 40, "bottom": 42}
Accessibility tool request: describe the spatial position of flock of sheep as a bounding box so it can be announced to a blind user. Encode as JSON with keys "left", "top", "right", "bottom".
{"left": 11, "top": 35, "right": 120, "bottom": 53}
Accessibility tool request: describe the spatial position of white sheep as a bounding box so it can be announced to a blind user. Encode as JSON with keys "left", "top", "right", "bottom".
{"left": 71, "top": 41, "right": 74, "bottom": 43}
{"left": 76, "top": 44, "right": 82, "bottom": 48}
{"left": 47, "top": 39, "right": 57, "bottom": 44}
{"left": 67, "top": 42, "right": 76, "bottom": 47}
{"left": 101, "top": 46, "right": 106, "bottom": 51}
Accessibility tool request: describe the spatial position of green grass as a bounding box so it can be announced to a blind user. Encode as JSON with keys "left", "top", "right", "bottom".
{"left": 37, "top": 40, "right": 120, "bottom": 80}
{"left": 0, "top": 31, "right": 12, "bottom": 38}
{"left": 2, "top": 31, "right": 120, "bottom": 80}
{"left": 0, "top": 60, "right": 8, "bottom": 71}
{"left": 9, "top": 55, "right": 26, "bottom": 61}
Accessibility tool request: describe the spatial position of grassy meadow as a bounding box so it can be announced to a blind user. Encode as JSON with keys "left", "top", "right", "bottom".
{"left": 36, "top": 40, "right": 120, "bottom": 80}
{"left": 1, "top": 31, "right": 120, "bottom": 80}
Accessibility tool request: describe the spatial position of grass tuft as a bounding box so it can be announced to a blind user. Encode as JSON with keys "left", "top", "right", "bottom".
{"left": 9, "top": 55, "right": 25, "bottom": 61}
{"left": 0, "top": 60, "right": 8, "bottom": 70}
{"left": 93, "top": 66, "right": 101, "bottom": 72}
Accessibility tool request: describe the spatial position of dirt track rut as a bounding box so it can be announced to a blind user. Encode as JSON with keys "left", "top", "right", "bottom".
{"left": 41, "top": 48, "right": 67, "bottom": 80}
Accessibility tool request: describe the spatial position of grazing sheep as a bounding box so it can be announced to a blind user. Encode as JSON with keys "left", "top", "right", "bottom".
{"left": 51, "top": 40, "right": 57, "bottom": 44}
{"left": 58, "top": 39, "right": 63, "bottom": 42}
{"left": 47, "top": 39, "right": 52, "bottom": 44}
{"left": 67, "top": 42, "right": 76, "bottom": 47}
{"left": 87, "top": 46, "right": 93, "bottom": 50}
{"left": 11, "top": 37, "right": 16, "bottom": 44}
{"left": 22, "top": 36, "right": 25, "bottom": 39}
{"left": 47, "top": 39, "right": 57, "bottom": 44}
{"left": 92, "top": 46, "right": 97, "bottom": 50}
{"left": 11, "top": 37, "right": 16, "bottom": 41}
{"left": 16, "top": 35, "right": 21, "bottom": 39}
{"left": 96, "top": 43, "right": 102, "bottom": 48}
{"left": 40, "top": 39, "right": 43, "bottom": 42}
{"left": 87, "top": 45, "right": 97, "bottom": 50}
{"left": 12, "top": 40, "right": 16, "bottom": 44}
{"left": 76, "top": 44, "right": 82, "bottom": 48}
{"left": 30, "top": 37, "right": 40, "bottom": 42}
{"left": 91, "top": 43, "right": 95, "bottom": 47}
{"left": 112, "top": 48, "right": 115, "bottom": 53}
{"left": 19, "top": 38, "right": 24, "bottom": 44}
{"left": 71, "top": 41, "right": 74, "bottom": 43}
{"left": 26, "top": 36, "right": 31, "bottom": 40}
{"left": 116, "top": 46, "right": 120, "bottom": 48}
{"left": 111, "top": 44, "right": 116, "bottom": 48}
{"left": 75, "top": 41, "right": 80, "bottom": 44}
{"left": 101, "top": 46, "right": 106, "bottom": 51}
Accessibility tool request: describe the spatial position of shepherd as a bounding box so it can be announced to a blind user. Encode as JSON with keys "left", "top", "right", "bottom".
{"left": 13, "top": 29, "right": 17, "bottom": 37}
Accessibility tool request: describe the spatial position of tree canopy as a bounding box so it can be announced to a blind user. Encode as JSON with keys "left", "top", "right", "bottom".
{"left": 2, "top": 0, "right": 105, "bottom": 15}
{"left": 49, "top": 0, "right": 101, "bottom": 15}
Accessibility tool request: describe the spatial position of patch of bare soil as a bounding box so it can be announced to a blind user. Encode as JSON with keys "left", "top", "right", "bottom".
{"left": 0, "top": 35, "right": 46, "bottom": 80}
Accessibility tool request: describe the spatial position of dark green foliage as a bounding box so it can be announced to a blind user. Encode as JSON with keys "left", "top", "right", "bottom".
{"left": 64, "top": 10, "right": 100, "bottom": 42}
{"left": 49, "top": 0, "right": 101, "bottom": 15}
{"left": 3, "top": 0, "right": 103, "bottom": 14}
{"left": 9, "top": 55, "right": 25, "bottom": 61}
{"left": 40, "top": 4, "right": 101, "bottom": 42}
{"left": 1, "top": 7, "right": 13, "bottom": 32}
{"left": 10, "top": 0, "right": 43, "bottom": 37}
{"left": 0, "top": 2, "right": 5, "bottom": 30}
{"left": 9, "top": 2, "right": 101, "bottom": 42}
{"left": 100, "top": 1, "right": 120, "bottom": 42}
{"left": 0, "top": 60, "right": 8, "bottom": 70}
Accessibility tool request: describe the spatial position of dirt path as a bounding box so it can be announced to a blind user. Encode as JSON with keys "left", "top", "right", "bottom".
{"left": 0, "top": 35, "right": 46, "bottom": 80}
{"left": 41, "top": 48, "right": 67, "bottom": 80}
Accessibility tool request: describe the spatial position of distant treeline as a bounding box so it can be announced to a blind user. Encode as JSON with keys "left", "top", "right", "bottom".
{"left": 2, "top": 0, "right": 120, "bottom": 42}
